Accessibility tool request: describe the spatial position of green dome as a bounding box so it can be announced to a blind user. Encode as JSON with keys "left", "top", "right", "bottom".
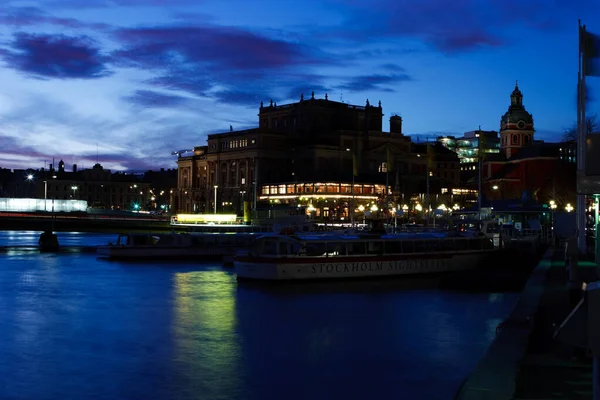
{"left": 500, "top": 83, "right": 534, "bottom": 129}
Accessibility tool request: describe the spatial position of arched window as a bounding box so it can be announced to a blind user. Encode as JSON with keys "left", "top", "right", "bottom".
{"left": 513, "top": 134, "right": 518, "bottom": 144}
{"left": 524, "top": 135, "right": 530, "bottom": 144}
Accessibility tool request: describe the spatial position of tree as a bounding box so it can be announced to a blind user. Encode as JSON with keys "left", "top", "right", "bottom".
{"left": 562, "top": 114, "right": 599, "bottom": 141}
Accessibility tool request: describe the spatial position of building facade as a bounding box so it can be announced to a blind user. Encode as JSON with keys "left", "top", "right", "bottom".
{"left": 174, "top": 94, "right": 461, "bottom": 218}
{"left": 437, "top": 129, "right": 500, "bottom": 185}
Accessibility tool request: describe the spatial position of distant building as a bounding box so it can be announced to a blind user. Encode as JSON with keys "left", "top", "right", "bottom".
{"left": 437, "top": 129, "right": 500, "bottom": 184}
{"left": 480, "top": 83, "right": 576, "bottom": 207}
{"left": 0, "top": 161, "right": 176, "bottom": 211}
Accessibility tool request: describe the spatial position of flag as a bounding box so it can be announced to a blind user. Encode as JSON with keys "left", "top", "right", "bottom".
{"left": 352, "top": 152, "right": 359, "bottom": 177}
{"left": 386, "top": 145, "right": 393, "bottom": 172}
{"left": 581, "top": 27, "right": 600, "bottom": 77}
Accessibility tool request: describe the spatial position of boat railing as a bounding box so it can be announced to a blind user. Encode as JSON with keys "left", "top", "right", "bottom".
{"left": 252, "top": 235, "right": 494, "bottom": 257}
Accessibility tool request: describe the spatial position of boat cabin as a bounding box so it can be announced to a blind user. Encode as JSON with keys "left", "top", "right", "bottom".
{"left": 248, "top": 234, "right": 495, "bottom": 258}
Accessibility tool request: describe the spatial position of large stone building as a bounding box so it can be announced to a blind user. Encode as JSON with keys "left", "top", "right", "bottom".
{"left": 174, "top": 93, "right": 460, "bottom": 218}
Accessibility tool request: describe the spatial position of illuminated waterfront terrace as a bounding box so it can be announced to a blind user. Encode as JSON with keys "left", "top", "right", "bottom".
{"left": 258, "top": 182, "right": 385, "bottom": 201}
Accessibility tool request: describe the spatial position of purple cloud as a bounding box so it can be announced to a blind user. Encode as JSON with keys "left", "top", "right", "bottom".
{"left": 112, "top": 25, "right": 320, "bottom": 70}
{"left": 329, "top": 0, "right": 566, "bottom": 52}
{"left": 338, "top": 73, "right": 411, "bottom": 92}
{"left": 0, "top": 6, "right": 110, "bottom": 30}
{"left": 1, "top": 33, "right": 111, "bottom": 79}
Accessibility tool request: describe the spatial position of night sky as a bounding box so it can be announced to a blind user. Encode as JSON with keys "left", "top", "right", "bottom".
{"left": 0, "top": 0, "right": 599, "bottom": 171}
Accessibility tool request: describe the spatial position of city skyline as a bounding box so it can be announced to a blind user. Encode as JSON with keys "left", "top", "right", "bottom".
{"left": 1, "top": 0, "right": 599, "bottom": 172}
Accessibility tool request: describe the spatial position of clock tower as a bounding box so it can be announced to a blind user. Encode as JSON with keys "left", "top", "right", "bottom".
{"left": 499, "top": 82, "right": 534, "bottom": 159}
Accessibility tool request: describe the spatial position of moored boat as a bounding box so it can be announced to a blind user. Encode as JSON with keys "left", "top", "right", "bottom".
{"left": 234, "top": 233, "right": 497, "bottom": 280}
{"left": 97, "top": 232, "right": 257, "bottom": 260}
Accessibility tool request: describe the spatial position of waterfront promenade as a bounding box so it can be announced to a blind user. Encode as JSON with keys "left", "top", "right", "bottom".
{"left": 457, "top": 247, "right": 598, "bottom": 399}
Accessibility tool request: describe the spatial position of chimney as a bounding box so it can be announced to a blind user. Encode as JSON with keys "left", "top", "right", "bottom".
{"left": 73, "top": 164, "right": 77, "bottom": 173}
{"left": 390, "top": 115, "right": 402, "bottom": 134}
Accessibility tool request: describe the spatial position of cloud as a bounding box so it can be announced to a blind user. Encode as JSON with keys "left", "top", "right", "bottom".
{"left": 0, "top": 33, "right": 111, "bottom": 79}
{"left": 112, "top": 25, "right": 321, "bottom": 70}
{"left": 327, "top": 0, "right": 566, "bottom": 52}
{"left": 26, "top": 0, "right": 204, "bottom": 9}
{"left": 0, "top": 6, "right": 110, "bottom": 30}
{"left": 124, "top": 90, "right": 190, "bottom": 108}
{"left": 212, "top": 90, "right": 268, "bottom": 107}
{"left": 338, "top": 73, "right": 411, "bottom": 92}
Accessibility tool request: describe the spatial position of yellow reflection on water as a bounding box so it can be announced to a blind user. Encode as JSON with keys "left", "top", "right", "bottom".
{"left": 172, "top": 270, "right": 242, "bottom": 397}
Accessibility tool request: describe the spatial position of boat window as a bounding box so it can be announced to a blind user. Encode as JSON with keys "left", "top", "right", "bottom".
{"left": 367, "top": 241, "right": 384, "bottom": 255}
{"left": 455, "top": 238, "right": 470, "bottom": 251}
{"left": 290, "top": 241, "right": 303, "bottom": 254}
{"left": 424, "top": 240, "right": 440, "bottom": 252}
{"left": 385, "top": 240, "right": 403, "bottom": 254}
{"left": 262, "top": 239, "right": 278, "bottom": 255}
{"left": 305, "top": 242, "right": 327, "bottom": 256}
{"left": 326, "top": 242, "right": 346, "bottom": 256}
{"left": 469, "top": 239, "right": 483, "bottom": 250}
{"left": 413, "top": 240, "right": 427, "bottom": 253}
{"left": 346, "top": 242, "right": 366, "bottom": 255}
{"left": 440, "top": 239, "right": 455, "bottom": 252}
{"left": 279, "top": 241, "right": 288, "bottom": 255}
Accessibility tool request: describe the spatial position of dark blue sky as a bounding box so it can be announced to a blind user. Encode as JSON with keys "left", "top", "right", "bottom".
{"left": 0, "top": 0, "right": 599, "bottom": 171}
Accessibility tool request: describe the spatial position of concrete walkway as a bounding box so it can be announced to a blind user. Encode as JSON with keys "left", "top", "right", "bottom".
{"left": 456, "top": 248, "right": 598, "bottom": 400}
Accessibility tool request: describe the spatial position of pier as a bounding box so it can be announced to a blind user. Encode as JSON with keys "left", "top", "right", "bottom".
{"left": 456, "top": 247, "right": 598, "bottom": 399}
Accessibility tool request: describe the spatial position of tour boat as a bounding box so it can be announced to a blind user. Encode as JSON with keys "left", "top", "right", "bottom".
{"left": 234, "top": 233, "right": 497, "bottom": 280}
{"left": 96, "top": 232, "right": 257, "bottom": 260}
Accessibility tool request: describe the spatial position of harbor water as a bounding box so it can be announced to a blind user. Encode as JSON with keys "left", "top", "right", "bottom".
{"left": 0, "top": 231, "right": 518, "bottom": 400}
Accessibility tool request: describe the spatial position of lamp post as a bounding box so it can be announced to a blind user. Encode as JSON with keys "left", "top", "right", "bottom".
{"left": 549, "top": 200, "right": 557, "bottom": 242}
{"left": 214, "top": 185, "right": 218, "bottom": 214}
{"left": 358, "top": 204, "right": 365, "bottom": 226}
{"left": 71, "top": 185, "right": 78, "bottom": 200}
{"left": 346, "top": 148, "right": 355, "bottom": 227}
{"left": 240, "top": 190, "right": 246, "bottom": 216}
{"left": 44, "top": 180, "right": 48, "bottom": 211}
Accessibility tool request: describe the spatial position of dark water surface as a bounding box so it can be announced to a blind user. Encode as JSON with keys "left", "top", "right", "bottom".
{"left": 0, "top": 231, "right": 517, "bottom": 400}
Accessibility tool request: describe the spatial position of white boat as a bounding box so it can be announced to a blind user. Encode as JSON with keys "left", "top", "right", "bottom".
{"left": 97, "top": 232, "right": 257, "bottom": 260}
{"left": 234, "top": 233, "right": 497, "bottom": 280}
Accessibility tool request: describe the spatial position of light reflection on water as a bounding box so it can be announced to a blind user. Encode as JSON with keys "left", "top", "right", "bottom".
{"left": 0, "top": 232, "right": 518, "bottom": 400}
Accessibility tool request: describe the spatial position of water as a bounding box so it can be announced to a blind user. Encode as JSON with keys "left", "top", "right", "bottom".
{"left": 0, "top": 231, "right": 517, "bottom": 400}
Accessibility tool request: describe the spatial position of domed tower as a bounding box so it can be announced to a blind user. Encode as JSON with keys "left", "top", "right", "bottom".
{"left": 499, "top": 82, "right": 534, "bottom": 158}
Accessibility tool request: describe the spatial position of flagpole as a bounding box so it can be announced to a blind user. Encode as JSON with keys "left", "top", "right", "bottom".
{"left": 386, "top": 142, "right": 390, "bottom": 227}
{"left": 426, "top": 142, "right": 430, "bottom": 227}
{"left": 577, "top": 21, "right": 587, "bottom": 253}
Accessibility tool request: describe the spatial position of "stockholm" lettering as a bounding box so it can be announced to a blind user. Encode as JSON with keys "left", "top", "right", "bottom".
{"left": 310, "top": 259, "right": 447, "bottom": 274}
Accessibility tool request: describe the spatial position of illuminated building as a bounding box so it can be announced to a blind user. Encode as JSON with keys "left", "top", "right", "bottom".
{"left": 174, "top": 93, "right": 459, "bottom": 219}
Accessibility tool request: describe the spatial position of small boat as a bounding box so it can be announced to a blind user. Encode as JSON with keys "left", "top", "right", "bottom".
{"left": 38, "top": 230, "right": 60, "bottom": 253}
{"left": 96, "top": 232, "right": 257, "bottom": 260}
{"left": 234, "top": 233, "right": 497, "bottom": 281}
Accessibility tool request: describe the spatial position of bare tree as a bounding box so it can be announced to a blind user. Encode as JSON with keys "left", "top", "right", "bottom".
{"left": 562, "top": 114, "right": 599, "bottom": 141}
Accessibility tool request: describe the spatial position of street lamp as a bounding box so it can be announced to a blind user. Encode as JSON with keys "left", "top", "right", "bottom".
{"left": 214, "top": 185, "right": 218, "bottom": 214}
{"left": 71, "top": 185, "right": 78, "bottom": 199}
{"left": 565, "top": 203, "right": 574, "bottom": 212}
{"left": 240, "top": 190, "right": 246, "bottom": 216}
{"left": 346, "top": 148, "right": 355, "bottom": 227}
{"left": 358, "top": 204, "right": 365, "bottom": 226}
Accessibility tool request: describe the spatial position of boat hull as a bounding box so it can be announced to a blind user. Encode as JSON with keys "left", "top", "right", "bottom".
{"left": 234, "top": 252, "right": 493, "bottom": 281}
